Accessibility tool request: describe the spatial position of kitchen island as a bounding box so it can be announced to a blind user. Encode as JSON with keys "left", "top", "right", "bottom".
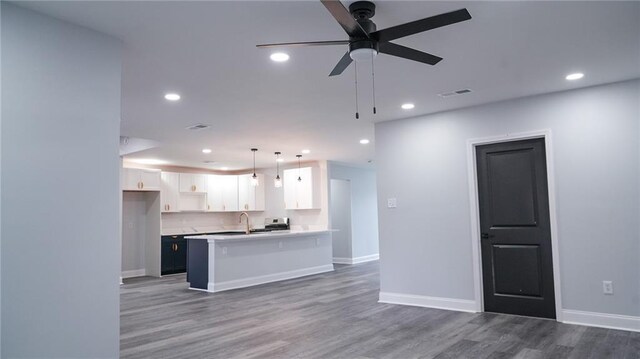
{"left": 185, "top": 230, "right": 334, "bottom": 292}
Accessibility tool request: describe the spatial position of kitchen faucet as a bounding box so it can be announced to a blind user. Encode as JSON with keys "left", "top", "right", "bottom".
{"left": 239, "top": 212, "right": 250, "bottom": 234}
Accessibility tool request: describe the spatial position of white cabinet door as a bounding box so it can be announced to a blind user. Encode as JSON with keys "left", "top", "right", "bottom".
{"left": 296, "top": 167, "right": 314, "bottom": 209}
{"left": 160, "top": 172, "right": 180, "bottom": 212}
{"left": 254, "top": 174, "right": 265, "bottom": 211}
{"left": 283, "top": 169, "right": 299, "bottom": 209}
{"left": 122, "top": 168, "right": 161, "bottom": 191}
{"left": 221, "top": 175, "right": 239, "bottom": 212}
{"left": 206, "top": 175, "right": 224, "bottom": 212}
{"left": 283, "top": 167, "right": 315, "bottom": 209}
{"left": 179, "top": 173, "right": 206, "bottom": 193}
{"left": 238, "top": 174, "right": 265, "bottom": 211}
{"left": 238, "top": 174, "right": 252, "bottom": 211}
{"left": 140, "top": 170, "right": 161, "bottom": 190}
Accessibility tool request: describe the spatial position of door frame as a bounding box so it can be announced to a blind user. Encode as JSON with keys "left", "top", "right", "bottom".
{"left": 466, "top": 129, "right": 563, "bottom": 321}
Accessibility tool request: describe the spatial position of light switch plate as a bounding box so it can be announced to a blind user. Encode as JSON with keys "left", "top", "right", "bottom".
{"left": 387, "top": 198, "right": 397, "bottom": 208}
{"left": 603, "top": 281, "right": 613, "bottom": 295}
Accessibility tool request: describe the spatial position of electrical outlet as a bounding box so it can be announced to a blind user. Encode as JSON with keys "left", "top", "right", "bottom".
{"left": 316, "top": 238, "right": 320, "bottom": 246}
{"left": 387, "top": 198, "right": 397, "bottom": 208}
{"left": 603, "top": 281, "right": 613, "bottom": 295}
{"left": 278, "top": 241, "right": 283, "bottom": 249}
{"left": 222, "top": 247, "right": 227, "bottom": 255}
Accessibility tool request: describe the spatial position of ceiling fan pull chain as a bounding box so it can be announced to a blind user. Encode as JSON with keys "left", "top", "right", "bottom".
{"left": 371, "top": 50, "right": 377, "bottom": 115}
{"left": 354, "top": 61, "right": 360, "bottom": 120}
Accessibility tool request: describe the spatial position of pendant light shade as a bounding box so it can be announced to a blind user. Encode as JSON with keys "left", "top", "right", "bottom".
{"left": 251, "top": 148, "right": 259, "bottom": 187}
{"left": 274, "top": 152, "right": 282, "bottom": 188}
{"left": 296, "top": 154, "right": 302, "bottom": 182}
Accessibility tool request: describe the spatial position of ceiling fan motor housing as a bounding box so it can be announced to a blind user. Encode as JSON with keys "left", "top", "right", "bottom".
{"left": 348, "top": 1, "right": 378, "bottom": 61}
{"left": 349, "top": 1, "right": 376, "bottom": 20}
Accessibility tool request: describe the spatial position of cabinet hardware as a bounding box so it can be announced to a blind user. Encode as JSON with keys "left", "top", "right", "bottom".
{"left": 175, "top": 244, "right": 179, "bottom": 251}
{"left": 172, "top": 236, "right": 177, "bottom": 239}
{"left": 207, "top": 205, "right": 210, "bottom": 210}
{"left": 168, "top": 204, "right": 170, "bottom": 211}
{"left": 141, "top": 181, "right": 144, "bottom": 189}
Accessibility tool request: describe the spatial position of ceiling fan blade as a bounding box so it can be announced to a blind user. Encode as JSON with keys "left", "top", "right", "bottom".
{"left": 329, "top": 51, "right": 353, "bottom": 77}
{"left": 256, "top": 40, "right": 349, "bottom": 48}
{"left": 320, "top": 0, "right": 369, "bottom": 39}
{"left": 373, "top": 8, "right": 471, "bottom": 42}
{"left": 378, "top": 42, "right": 442, "bottom": 66}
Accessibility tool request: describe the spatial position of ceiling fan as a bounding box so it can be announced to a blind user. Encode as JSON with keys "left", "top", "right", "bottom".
{"left": 257, "top": 0, "right": 472, "bottom": 77}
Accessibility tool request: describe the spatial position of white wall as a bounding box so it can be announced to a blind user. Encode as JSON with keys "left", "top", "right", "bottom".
{"left": 0, "top": 2, "right": 3, "bottom": 352}
{"left": 375, "top": 80, "right": 640, "bottom": 321}
{"left": 1, "top": 4, "right": 121, "bottom": 357}
{"left": 329, "top": 162, "right": 379, "bottom": 259}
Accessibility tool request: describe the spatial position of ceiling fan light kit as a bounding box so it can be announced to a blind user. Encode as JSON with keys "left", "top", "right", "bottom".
{"left": 257, "top": 1, "right": 471, "bottom": 118}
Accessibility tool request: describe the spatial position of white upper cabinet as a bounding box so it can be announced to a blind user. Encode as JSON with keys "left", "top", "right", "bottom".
{"left": 160, "top": 172, "right": 180, "bottom": 212}
{"left": 179, "top": 173, "right": 206, "bottom": 193}
{"left": 206, "top": 175, "right": 239, "bottom": 212}
{"left": 238, "top": 174, "right": 265, "bottom": 211}
{"left": 283, "top": 167, "right": 317, "bottom": 210}
{"left": 122, "top": 168, "right": 161, "bottom": 191}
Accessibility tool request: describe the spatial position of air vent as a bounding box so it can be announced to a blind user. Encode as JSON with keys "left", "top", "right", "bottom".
{"left": 185, "top": 123, "right": 211, "bottom": 131}
{"left": 438, "top": 88, "right": 473, "bottom": 98}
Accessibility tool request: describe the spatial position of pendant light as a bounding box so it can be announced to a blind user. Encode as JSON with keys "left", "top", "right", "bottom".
{"left": 250, "top": 148, "right": 259, "bottom": 187}
{"left": 274, "top": 152, "right": 282, "bottom": 188}
{"left": 296, "top": 154, "right": 302, "bottom": 182}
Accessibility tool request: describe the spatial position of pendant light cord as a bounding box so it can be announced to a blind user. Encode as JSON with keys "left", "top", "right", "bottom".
{"left": 371, "top": 50, "right": 376, "bottom": 115}
{"left": 354, "top": 61, "right": 359, "bottom": 120}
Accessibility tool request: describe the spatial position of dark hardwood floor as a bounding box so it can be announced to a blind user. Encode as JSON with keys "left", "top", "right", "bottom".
{"left": 121, "top": 262, "right": 639, "bottom": 358}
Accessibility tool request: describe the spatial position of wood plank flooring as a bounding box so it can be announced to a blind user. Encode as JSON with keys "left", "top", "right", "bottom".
{"left": 121, "top": 262, "right": 639, "bottom": 358}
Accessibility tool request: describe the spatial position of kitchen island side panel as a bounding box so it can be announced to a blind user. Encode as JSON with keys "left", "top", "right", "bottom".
{"left": 186, "top": 238, "right": 209, "bottom": 290}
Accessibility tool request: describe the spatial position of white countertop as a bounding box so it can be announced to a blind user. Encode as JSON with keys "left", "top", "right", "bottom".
{"left": 185, "top": 229, "right": 335, "bottom": 242}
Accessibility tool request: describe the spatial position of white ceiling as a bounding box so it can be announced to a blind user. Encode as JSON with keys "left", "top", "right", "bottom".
{"left": 18, "top": 1, "right": 640, "bottom": 170}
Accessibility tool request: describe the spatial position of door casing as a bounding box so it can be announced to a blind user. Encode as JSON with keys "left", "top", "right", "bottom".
{"left": 466, "top": 130, "right": 563, "bottom": 321}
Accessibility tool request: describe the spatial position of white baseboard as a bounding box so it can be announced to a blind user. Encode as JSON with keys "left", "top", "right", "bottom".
{"left": 206, "top": 264, "right": 335, "bottom": 293}
{"left": 121, "top": 269, "right": 146, "bottom": 279}
{"left": 379, "top": 291, "right": 477, "bottom": 313}
{"left": 562, "top": 309, "right": 640, "bottom": 332}
{"left": 333, "top": 254, "right": 379, "bottom": 265}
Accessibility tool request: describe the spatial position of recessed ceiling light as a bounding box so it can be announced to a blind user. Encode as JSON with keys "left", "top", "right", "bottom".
{"left": 360, "top": 139, "right": 370, "bottom": 144}
{"left": 270, "top": 52, "right": 290, "bottom": 62}
{"left": 565, "top": 73, "right": 584, "bottom": 81}
{"left": 276, "top": 158, "right": 284, "bottom": 163}
{"left": 301, "top": 149, "right": 311, "bottom": 154}
{"left": 220, "top": 167, "right": 229, "bottom": 171}
{"left": 401, "top": 103, "right": 415, "bottom": 110}
{"left": 164, "top": 93, "right": 181, "bottom": 101}
{"left": 202, "top": 148, "right": 212, "bottom": 154}
{"left": 128, "top": 158, "right": 168, "bottom": 165}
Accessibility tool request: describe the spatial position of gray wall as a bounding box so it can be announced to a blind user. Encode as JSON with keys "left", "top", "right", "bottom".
{"left": 329, "top": 162, "right": 379, "bottom": 258}
{"left": 375, "top": 79, "right": 640, "bottom": 317}
{"left": 1, "top": 4, "right": 121, "bottom": 357}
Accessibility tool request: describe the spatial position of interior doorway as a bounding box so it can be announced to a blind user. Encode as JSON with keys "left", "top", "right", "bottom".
{"left": 330, "top": 179, "right": 353, "bottom": 262}
{"left": 475, "top": 138, "right": 556, "bottom": 319}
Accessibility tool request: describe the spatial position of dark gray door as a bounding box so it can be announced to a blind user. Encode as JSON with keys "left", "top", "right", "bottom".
{"left": 476, "top": 138, "right": 556, "bottom": 319}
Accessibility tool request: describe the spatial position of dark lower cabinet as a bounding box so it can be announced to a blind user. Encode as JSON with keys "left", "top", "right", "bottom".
{"left": 161, "top": 235, "right": 187, "bottom": 275}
